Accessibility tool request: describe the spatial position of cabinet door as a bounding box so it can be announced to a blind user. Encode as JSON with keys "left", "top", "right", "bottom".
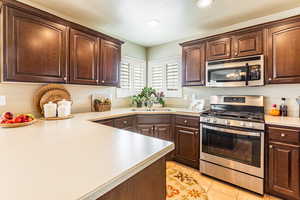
{"left": 267, "top": 21, "right": 300, "bottom": 84}
{"left": 136, "top": 124, "right": 154, "bottom": 137}
{"left": 268, "top": 142, "right": 300, "bottom": 200}
{"left": 206, "top": 37, "right": 231, "bottom": 61}
{"left": 70, "top": 28, "right": 99, "bottom": 85}
{"left": 4, "top": 7, "right": 68, "bottom": 83}
{"left": 182, "top": 43, "right": 206, "bottom": 86}
{"left": 232, "top": 30, "right": 263, "bottom": 57}
{"left": 174, "top": 126, "right": 199, "bottom": 168}
{"left": 100, "top": 40, "right": 121, "bottom": 86}
{"left": 155, "top": 124, "right": 172, "bottom": 141}
{"left": 96, "top": 119, "right": 114, "bottom": 127}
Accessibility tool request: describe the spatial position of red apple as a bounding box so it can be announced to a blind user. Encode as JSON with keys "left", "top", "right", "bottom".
{"left": 14, "top": 117, "right": 23, "bottom": 123}
{"left": 1, "top": 112, "right": 13, "bottom": 120}
{"left": 0, "top": 119, "right": 8, "bottom": 124}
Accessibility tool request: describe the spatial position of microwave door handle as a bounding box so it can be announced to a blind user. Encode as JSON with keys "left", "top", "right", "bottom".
{"left": 202, "top": 124, "right": 261, "bottom": 137}
{"left": 245, "top": 63, "right": 249, "bottom": 86}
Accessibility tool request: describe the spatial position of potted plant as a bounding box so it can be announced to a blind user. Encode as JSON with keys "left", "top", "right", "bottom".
{"left": 131, "top": 95, "right": 144, "bottom": 108}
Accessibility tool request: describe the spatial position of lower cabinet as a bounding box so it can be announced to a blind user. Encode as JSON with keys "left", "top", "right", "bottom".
{"left": 136, "top": 124, "right": 155, "bottom": 137}
{"left": 95, "top": 114, "right": 200, "bottom": 169}
{"left": 174, "top": 125, "right": 199, "bottom": 169}
{"left": 267, "top": 125, "right": 300, "bottom": 200}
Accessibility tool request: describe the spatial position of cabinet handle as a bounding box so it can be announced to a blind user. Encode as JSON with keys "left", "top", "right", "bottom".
{"left": 235, "top": 52, "right": 238, "bottom": 56}
{"left": 281, "top": 133, "right": 285, "bottom": 137}
{"left": 179, "top": 130, "right": 194, "bottom": 135}
{"left": 63, "top": 77, "right": 67, "bottom": 82}
{"left": 123, "top": 121, "right": 127, "bottom": 124}
{"left": 269, "top": 145, "right": 273, "bottom": 149}
{"left": 102, "top": 80, "right": 105, "bottom": 83}
{"left": 195, "top": 131, "right": 199, "bottom": 136}
{"left": 268, "top": 78, "right": 272, "bottom": 81}
{"left": 184, "top": 120, "right": 188, "bottom": 124}
{"left": 96, "top": 79, "right": 99, "bottom": 83}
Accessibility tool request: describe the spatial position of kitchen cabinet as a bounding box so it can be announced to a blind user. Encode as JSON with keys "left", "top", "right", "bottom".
{"left": 136, "top": 124, "right": 155, "bottom": 137}
{"left": 114, "top": 116, "right": 136, "bottom": 131}
{"left": 174, "top": 126, "right": 199, "bottom": 168}
{"left": 267, "top": 21, "right": 300, "bottom": 84}
{"left": 100, "top": 40, "right": 121, "bottom": 86}
{"left": 174, "top": 115, "right": 200, "bottom": 168}
{"left": 267, "top": 125, "right": 300, "bottom": 200}
{"left": 70, "top": 28, "right": 100, "bottom": 85}
{"left": 96, "top": 119, "right": 115, "bottom": 127}
{"left": 155, "top": 124, "right": 173, "bottom": 141}
{"left": 206, "top": 37, "right": 231, "bottom": 61}
{"left": 2, "top": 0, "right": 123, "bottom": 86}
{"left": 182, "top": 43, "right": 206, "bottom": 86}
{"left": 232, "top": 30, "right": 263, "bottom": 57}
{"left": 4, "top": 7, "right": 69, "bottom": 83}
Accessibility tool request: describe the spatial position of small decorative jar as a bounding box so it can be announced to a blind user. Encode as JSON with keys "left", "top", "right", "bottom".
{"left": 57, "top": 99, "right": 72, "bottom": 117}
{"left": 43, "top": 101, "right": 57, "bottom": 118}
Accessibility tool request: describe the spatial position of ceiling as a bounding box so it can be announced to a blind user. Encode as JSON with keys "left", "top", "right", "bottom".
{"left": 24, "top": 0, "right": 300, "bottom": 47}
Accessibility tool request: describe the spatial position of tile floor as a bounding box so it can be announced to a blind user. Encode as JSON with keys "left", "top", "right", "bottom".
{"left": 173, "top": 162, "right": 282, "bottom": 200}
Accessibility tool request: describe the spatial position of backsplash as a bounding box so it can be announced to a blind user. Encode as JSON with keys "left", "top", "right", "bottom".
{"left": 165, "top": 84, "right": 300, "bottom": 117}
{"left": 0, "top": 83, "right": 130, "bottom": 117}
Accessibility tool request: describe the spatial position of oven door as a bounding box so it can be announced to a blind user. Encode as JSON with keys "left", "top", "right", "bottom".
{"left": 200, "top": 124, "right": 264, "bottom": 178}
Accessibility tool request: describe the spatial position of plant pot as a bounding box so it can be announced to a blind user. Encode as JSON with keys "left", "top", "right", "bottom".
{"left": 136, "top": 102, "right": 143, "bottom": 108}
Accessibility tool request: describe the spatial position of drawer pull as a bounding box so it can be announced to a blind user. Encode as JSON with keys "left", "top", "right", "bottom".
{"left": 281, "top": 133, "right": 285, "bottom": 137}
{"left": 123, "top": 121, "right": 127, "bottom": 124}
{"left": 269, "top": 145, "right": 273, "bottom": 149}
{"left": 184, "top": 120, "right": 188, "bottom": 124}
{"left": 179, "top": 130, "right": 194, "bottom": 135}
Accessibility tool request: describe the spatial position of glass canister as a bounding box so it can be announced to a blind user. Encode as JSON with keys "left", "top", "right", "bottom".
{"left": 43, "top": 101, "right": 57, "bottom": 118}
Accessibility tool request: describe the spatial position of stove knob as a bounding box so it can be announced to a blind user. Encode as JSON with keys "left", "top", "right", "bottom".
{"left": 224, "top": 120, "right": 231, "bottom": 125}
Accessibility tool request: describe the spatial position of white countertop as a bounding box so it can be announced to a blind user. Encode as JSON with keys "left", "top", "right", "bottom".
{"left": 0, "top": 109, "right": 181, "bottom": 200}
{"left": 265, "top": 115, "right": 300, "bottom": 128}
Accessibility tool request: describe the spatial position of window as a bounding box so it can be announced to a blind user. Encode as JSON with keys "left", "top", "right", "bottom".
{"left": 148, "top": 57, "right": 182, "bottom": 97}
{"left": 117, "top": 56, "right": 146, "bottom": 97}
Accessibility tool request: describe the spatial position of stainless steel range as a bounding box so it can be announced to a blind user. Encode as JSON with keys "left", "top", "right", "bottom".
{"left": 200, "top": 95, "right": 265, "bottom": 194}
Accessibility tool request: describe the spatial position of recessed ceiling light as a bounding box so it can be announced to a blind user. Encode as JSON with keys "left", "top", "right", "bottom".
{"left": 148, "top": 19, "right": 160, "bottom": 27}
{"left": 197, "top": 0, "right": 214, "bottom": 8}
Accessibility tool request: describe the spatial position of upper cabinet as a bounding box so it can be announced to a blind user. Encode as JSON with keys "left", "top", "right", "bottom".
{"left": 206, "top": 37, "right": 231, "bottom": 61}
{"left": 2, "top": 0, "right": 123, "bottom": 86}
{"left": 182, "top": 43, "right": 205, "bottom": 86}
{"left": 70, "top": 28, "right": 99, "bottom": 85}
{"left": 267, "top": 20, "right": 300, "bottom": 84}
{"left": 100, "top": 40, "right": 121, "bottom": 87}
{"left": 232, "top": 30, "right": 263, "bottom": 58}
{"left": 4, "top": 7, "right": 69, "bottom": 83}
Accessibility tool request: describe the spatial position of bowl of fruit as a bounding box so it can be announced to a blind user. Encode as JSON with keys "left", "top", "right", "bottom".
{"left": 0, "top": 112, "right": 37, "bottom": 128}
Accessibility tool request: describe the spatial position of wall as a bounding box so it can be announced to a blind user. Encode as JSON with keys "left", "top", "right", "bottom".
{"left": 0, "top": 0, "right": 147, "bottom": 116}
{"left": 147, "top": 6, "right": 300, "bottom": 117}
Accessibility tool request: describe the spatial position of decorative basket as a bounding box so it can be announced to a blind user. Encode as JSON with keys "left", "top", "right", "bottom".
{"left": 94, "top": 102, "right": 111, "bottom": 112}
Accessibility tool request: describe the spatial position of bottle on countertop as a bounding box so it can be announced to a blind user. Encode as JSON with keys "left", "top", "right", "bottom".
{"left": 279, "top": 97, "right": 288, "bottom": 117}
{"left": 269, "top": 104, "right": 280, "bottom": 116}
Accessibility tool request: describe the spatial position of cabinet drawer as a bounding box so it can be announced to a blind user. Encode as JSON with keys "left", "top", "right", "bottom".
{"left": 175, "top": 116, "right": 199, "bottom": 128}
{"left": 136, "top": 115, "right": 171, "bottom": 124}
{"left": 114, "top": 116, "right": 135, "bottom": 129}
{"left": 268, "top": 126, "right": 300, "bottom": 144}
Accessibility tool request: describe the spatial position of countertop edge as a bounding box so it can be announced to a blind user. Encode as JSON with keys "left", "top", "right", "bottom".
{"left": 79, "top": 143, "right": 175, "bottom": 200}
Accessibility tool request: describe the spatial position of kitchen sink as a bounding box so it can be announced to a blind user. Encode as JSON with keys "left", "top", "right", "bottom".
{"left": 131, "top": 108, "right": 172, "bottom": 112}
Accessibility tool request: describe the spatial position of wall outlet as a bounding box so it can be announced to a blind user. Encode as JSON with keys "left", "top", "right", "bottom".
{"left": 0, "top": 96, "right": 6, "bottom": 106}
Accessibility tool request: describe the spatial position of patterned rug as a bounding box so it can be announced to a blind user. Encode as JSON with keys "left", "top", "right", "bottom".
{"left": 166, "top": 161, "right": 208, "bottom": 200}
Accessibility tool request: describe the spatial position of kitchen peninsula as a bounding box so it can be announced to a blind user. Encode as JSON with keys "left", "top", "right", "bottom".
{"left": 0, "top": 111, "right": 174, "bottom": 200}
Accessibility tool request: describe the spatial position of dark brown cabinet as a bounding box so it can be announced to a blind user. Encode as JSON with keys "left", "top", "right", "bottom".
{"left": 100, "top": 40, "right": 121, "bottom": 86}
{"left": 268, "top": 142, "right": 300, "bottom": 200}
{"left": 4, "top": 7, "right": 69, "bottom": 83}
{"left": 70, "top": 28, "right": 99, "bottom": 85}
{"left": 2, "top": 0, "right": 123, "bottom": 86}
{"left": 267, "top": 125, "right": 300, "bottom": 200}
{"left": 155, "top": 124, "right": 172, "bottom": 141}
{"left": 232, "top": 30, "right": 263, "bottom": 57}
{"left": 267, "top": 21, "right": 300, "bottom": 84}
{"left": 136, "top": 124, "right": 155, "bottom": 137}
{"left": 206, "top": 37, "right": 231, "bottom": 61}
{"left": 174, "top": 126, "right": 199, "bottom": 168}
{"left": 182, "top": 43, "right": 206, "bottom": 86}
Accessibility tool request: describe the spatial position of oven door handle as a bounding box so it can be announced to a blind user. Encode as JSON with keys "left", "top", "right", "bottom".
{"left": 202, "top": 125, "right": 261, "bottom": 137}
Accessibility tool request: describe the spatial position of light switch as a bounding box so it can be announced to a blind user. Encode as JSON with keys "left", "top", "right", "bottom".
{"left": 0, "top": 96, "right": 6, "bottom": 106}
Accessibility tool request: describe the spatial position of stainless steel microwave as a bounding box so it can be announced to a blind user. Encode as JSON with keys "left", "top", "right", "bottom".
{"left": 206, "top": 55, "right": 264, "bottom": 87}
